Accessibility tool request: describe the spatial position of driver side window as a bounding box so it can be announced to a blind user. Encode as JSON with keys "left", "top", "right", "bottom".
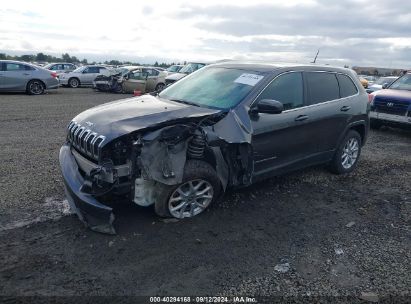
{"left": 129, "top": 71, "right": 144, "bottom": 80}
{"left": 257, "top": 72, "right": 304, "bottom": 111}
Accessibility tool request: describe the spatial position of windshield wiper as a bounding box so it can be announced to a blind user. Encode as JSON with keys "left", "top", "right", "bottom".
{"left": 170, "top": 98, "right": 200, "bottom": 107}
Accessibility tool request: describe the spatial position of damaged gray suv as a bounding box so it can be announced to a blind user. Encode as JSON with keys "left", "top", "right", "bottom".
{"left": 60, "top": 61, "right": 369, "bottom": 233}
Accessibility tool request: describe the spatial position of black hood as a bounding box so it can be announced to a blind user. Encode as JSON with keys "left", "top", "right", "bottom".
{"left": 72, "top": 95, "right": 221, "bottom": 145}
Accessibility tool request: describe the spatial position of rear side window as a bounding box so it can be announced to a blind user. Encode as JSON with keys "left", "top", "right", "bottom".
{"left": 337, "top": 74, "right": 358, "bottom": 97}
{"left": 306, "top": 72, "right": 339, "bottom": 104}
{"left": 257, "top": 72, "right": 304, "bottom": 110}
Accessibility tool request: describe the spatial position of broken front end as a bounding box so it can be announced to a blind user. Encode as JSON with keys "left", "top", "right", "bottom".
{"left": 59, "top": 111, "right": 254, "bottom": 234}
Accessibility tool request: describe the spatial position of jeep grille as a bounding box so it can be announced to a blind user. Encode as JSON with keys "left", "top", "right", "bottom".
{"left": 67, "top": 121, "right": 105, "bottom": 160}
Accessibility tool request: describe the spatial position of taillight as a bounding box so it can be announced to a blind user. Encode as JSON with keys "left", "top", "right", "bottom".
{"left": 368, "top": 93, "right": 375, "bottom": 104}
{"left": 51, "top": 72, "right": 58, "bottom": 78}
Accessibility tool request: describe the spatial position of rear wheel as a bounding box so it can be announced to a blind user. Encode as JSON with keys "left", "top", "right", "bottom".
{"left": 26, "top": 80, "right": 45, "bottom": 95}
{"left": 68, "top": 78, "right": 80, "bottom": 88}
{"left": 329, "top": 130, "right": 362, "bottom": 174}
{"left": 155, "top": 160, "right": 221, "bottom": 218}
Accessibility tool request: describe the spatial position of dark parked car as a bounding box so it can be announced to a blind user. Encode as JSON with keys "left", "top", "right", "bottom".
{"left": 369, "top": 71, "right": 411, "bottom": 129}
{"left": 59, "top": 61, "right": 369, "bottom": 233}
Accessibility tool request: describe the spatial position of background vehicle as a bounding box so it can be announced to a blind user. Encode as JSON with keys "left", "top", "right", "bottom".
{"left": 369, "top": 72, "right": 411, "bottom": 129}
{"left": 59, "top": 65, "right": 108, "bottom": 88}
{"left": 123, "top": 67, "right": 167, "bottom": 93}
{"left": 165, "top": 62, "right": 206, "bottom": 85}
{"left": 166, "top": 64, "right": 184, "bottom": 74}
{"left": 94, "top": 66, "right": 167, "bottom": 93}
{"left": 359, "top": 76, "right": 369, "bottom": 88}
{"left": 60, "top": 62, "right": 369, "bottom": 233}
{"left": 93, "top": 66, "right": 133, "bottom": 93}
{"left": 366, "top": 76, "right": 398, "bottom": 93}
{"left": 43, "top": 63, "right": 77, "bottom": 77}
{"left": 0, "top": 60, "right": 59, "bottom": 95}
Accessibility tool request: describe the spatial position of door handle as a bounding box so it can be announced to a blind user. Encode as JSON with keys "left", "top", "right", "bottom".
{"left": 23, "top": 73, "right": 30, "bottom": 76}
{"left": 295, "top": 115, "right": 309, "bottom": 121}
{"left": 340, "top": 105, "right": 351, "bottom": 112}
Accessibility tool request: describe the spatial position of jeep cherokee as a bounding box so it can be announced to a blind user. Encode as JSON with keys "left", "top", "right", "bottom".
{"left": 59, "top": 61, "right": 369, "bottom": 233}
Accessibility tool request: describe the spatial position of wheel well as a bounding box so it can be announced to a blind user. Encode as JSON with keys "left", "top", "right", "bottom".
{"left": 26, "top": 79, "right": 46, "bottom": 90}
{"left": 69, "top": 77, "right": 80, "bottom": 84}
{"left": 350, "top": 124, "right": 365, "bottom": 144}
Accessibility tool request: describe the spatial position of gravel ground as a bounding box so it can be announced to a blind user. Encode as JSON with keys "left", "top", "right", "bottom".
{"left": 0, "top": 88, "right": 410, "bottom": 302}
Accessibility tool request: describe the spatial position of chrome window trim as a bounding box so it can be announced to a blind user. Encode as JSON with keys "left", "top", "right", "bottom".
{"left": 250, "top": 70, "right": 360, "bottom": 114}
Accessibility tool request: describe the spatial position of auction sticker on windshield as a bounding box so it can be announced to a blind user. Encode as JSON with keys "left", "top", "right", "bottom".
{"left": 234, "top": 73, "right": 264, "bottom": 86}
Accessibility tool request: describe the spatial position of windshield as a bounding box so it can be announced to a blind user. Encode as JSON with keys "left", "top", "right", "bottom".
{"left": 179, "top": 63, "right": 205, "bottom": 74}
{"left": 159, "top": 67, "right": 264, "bottom": 110}
{"left": 389, "top": 74, "right": 411, "bottom": 90}
{"left": 73, "top": 66, "right": 85, "bottom": 73}
{"left": 167, "top": 65, "right": 181, "bottom": 72}
{"left": 375, "top": 77, "right": 397, "bottom": 85}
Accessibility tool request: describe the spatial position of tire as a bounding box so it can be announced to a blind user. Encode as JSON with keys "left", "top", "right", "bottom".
{"left": 155, "top": 160, "right": 222, "bottom": 218}
{"left": 26, "top": 80, "right": 45, "bottom": 95}
{"left": 370, "top": 120, "right": 382, "bottom": 130}
{"left": 68, "top": 78, "right": 80, "bottom": 88}
{"left": 113, "top": 83, "right": 123, "bottom": 93}
{"left": 329, "top": 130, "right": 362, "bottom": 174}
{"left": 155, "top": 83, "right": 165, "bottom": 92}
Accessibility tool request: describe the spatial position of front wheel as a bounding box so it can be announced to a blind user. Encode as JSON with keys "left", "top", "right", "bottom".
{"left": 370, "top": 120, "right": 382, "bottom": 130}
{"left": 329, "top": 130, "right": 362, "bottom": 174}
{"left": 155, "top": 83, "right": 165, "bottom": 92}
{"left": 155, "top": 160, "right": 221, "bottom": 219}
{"left": 26, "top": 80, "right": 45, "bottom": 95}
{"left": 68, "top": 78, "right": 80, "bottom": 88}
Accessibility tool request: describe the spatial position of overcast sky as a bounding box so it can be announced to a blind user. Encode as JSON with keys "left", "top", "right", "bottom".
{"left": 0, "top": 0, "right": 410, "bottom": 67}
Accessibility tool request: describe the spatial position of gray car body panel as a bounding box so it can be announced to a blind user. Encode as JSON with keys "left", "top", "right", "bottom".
{"left": 0, "top": 60, "right": 59, "bottom": 91}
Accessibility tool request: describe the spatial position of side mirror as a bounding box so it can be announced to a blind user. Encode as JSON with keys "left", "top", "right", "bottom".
{"left": 252, "top": 99, "right": 284, "bottom": 114}
{"left": 82, "top": 70, "right": 88, "bottom": 74}
{"left": 382, "top": 83, "right": 388, "bottom": 89}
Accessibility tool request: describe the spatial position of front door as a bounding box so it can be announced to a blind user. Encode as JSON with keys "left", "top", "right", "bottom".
{"left": 1, "top": 62, "right": 33, "bottom": 91}
{"left": 122, "top": 70, "right": 146, "bottom": 93}
{"left": 251, "top": 71, "right": 319, "bottom": 176}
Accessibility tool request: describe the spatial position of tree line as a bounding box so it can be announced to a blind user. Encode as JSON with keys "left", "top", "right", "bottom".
{"left": 0, "top": 52, "right": 181, "bottom": 68}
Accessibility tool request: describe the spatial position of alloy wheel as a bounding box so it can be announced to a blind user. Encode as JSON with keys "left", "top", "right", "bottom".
{"left": 168, "top": 179, "right": 214, "bottom": 218}
{"left": 29, "top": 81, "right": 44, "bottom": 95}
{"left": 341, "top": 137, "right": 359, "bottom": 169}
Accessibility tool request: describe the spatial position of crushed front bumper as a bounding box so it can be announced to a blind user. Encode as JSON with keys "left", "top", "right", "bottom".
{"left": 59, "top": 144, "right": 116, "bottom": 234}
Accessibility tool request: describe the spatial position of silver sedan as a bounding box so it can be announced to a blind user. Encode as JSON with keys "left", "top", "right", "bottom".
{"left": 59, "top": 65, "right": 109, "bottom": 88}
{"left": 0, "top": 60, "right": 59, "bottom": 95}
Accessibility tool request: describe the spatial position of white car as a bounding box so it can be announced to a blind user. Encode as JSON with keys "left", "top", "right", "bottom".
{"left": 43, "top": 63, "right": 77, "bottom": 77}
{"left": 59, "top": 65, "right": 109, "bottom": 88}
{"left": 366, "top": 76, "right": 398, "bottom": 93}
{"left": 165, "top": 62, "right": 206, "bottom": 85}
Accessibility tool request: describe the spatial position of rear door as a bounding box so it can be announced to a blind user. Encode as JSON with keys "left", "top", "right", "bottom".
{"left": 1, "top": 62, "right": 34, "bottom": 90}
{"left": 81, "top": 66, "right": 101, "bottom": 84}
{"left": 251, "top": 71, "right": 320, "bottom": 175}
{"left": 304, "top": 72, "right": 357, "bottom": 154}
{"left": 0, "top": 62, "right": 4, "bottom": 90}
